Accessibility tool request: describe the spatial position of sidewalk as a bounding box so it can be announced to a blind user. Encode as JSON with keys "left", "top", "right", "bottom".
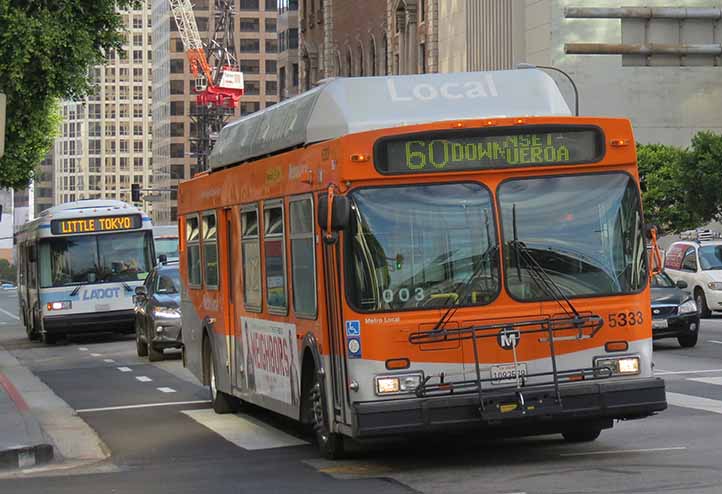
{"left": 0, "top": 370, "right": 53, "bottom": 469}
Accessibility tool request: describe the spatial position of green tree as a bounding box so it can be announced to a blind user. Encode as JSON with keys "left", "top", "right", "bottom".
{"left": 0, "top": 258, "right": 15, "bottom": 283}
{"left": 0, "top": 0, "right": 138, "bottom": 188}
{"left": 684, "top": 131, "right": 722, "bottom": 222}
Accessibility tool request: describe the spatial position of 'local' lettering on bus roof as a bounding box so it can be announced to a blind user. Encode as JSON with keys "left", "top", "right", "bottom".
{"left": 387, "top": 75, "right": 499, "bottom": 102}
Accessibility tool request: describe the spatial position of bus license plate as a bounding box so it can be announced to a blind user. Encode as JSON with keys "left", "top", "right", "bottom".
{"left": 652, "top": 319, "right": 668, "bottom": 329}
{"left": 491, "top": 363, "right": 528, "bottom": 385}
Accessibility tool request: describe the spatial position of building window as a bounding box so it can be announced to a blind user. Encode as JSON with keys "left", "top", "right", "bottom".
{"left": 133, "top": 17, "right": 143, "bottom": 29}
{"left": 239, "top": 0, "right": 259, "bottom": 10}
{"left": 134, "top": 140, "right": 143, "bottom": 152}
{"left": 288, "top": 28, "right": 298, "bottom": 49}
{"left": 120, "top": 157, "right": 129, "bottom": 170}
{"left": 244, "top": 81, "right": 260, "bottom": 95}
{"left": 202, "top": 212, "right": 219, "bottom": 289}
{"left": 265, "top": 60, "right": 277, "bottom": 74}
{"left": 265, "top": 39, "right": 277, "bottom": 53}
{"left": 419, "top": 43, "right": 426, "bottom": 73}
{"left": 264, "top": 203, "right": 287, "bottom": 312}
{"left": 370, "top": 40, "right": 377, "bottom": 76}
{"left": 241, "top": 207, "right": 262, "bottom": 310}
{"left": 240, "top": 59, "right": 260, "bottom": 74}
{"left": 89, "top": 157, "right": 101, "bottom": 172}
{"left": 241, "top": 101, "right": 260, "bottom": 115}
{"left": 240, "top": 39, "right": 260, "bottom": 53}
{"left": 134, "top": 104, "right": 143, "bottom": 118}
{"left": 120, "top": 140, "right": 129, "bottom": 153}
{"left": 89, "top": 140, "right": 101, "bottom": 154}
{"left": 196, "top": 17, "right": 208, "bottom": 32}
{"left": 265, "top": 18, "right": 276, "bottom": 32}
{"left": 170, "top": 143, "right": 184, "bottom": 158}
{"left": 289, "top": 196, "right": 316, "bottom": 317}
{"left": 170, "top": 59, "right": 184, "bottom": 73}
{"left": 170, "top": 122, "right": 185, "bottom": 137}
{"left": 133, "top": 50, "right": 143, "bottom": 63}
{"left": 171, "top": 165, "right": 185, "bottom": 179}
{"left": 186, "top": 215, "right": 202, "bottom": 287}
{"left": 170, "top": 101, "right": 184, "bottom": 116}
{"left": 292, "top": 63, "right": 299, "bottom": 86}
{"left": 266, "top": 80, "right": 277, "bottom": 95}
{"left": 170, "top": 80, "right": 185, "bottom": 95}
{"left": 134, "top": 157, "right": 144, "bottom": 170}
{"left": 240, "top": 18, "right": 259, "bottom": 31}
{"left": 265, "top": 0, "right": 275, "bottom": 10}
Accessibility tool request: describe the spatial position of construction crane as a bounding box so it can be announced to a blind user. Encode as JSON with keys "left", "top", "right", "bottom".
{"left": 168, "top": 0, "right": 244, "bottom": 170}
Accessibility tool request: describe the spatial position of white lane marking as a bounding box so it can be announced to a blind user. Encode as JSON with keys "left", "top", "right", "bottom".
{"left": 708, "top": 340, "right": 722, "bottom": 345}
{"left": 560, "top": 446, "right": 687, "bottom": 457}
{"left": 656, "top": 368, "right": 722, "bottom": 376}
{"left": 77, "top": 400, "right": 211, "bottom": 413}
{"left": 687, "top": 376, "right": 722, "bottom": 386}
{"left": 117, "top": 367, "right": 133, "bottom": 372}
{"left": 90, "top": 353, "right": 102, "bottom": 357}
{"left": 667, "top": 392, "right": 722, "bottom": 414}
{"left": 103, "top": 359, "right": 115, "bottom": 363}
{"left": 182, "top": 409, "right": 309, "bottom": 450}
{"left": 157, "top": 387, "right": 176, "bottom": 393}
{"left": 135, "top": 376, "right": 153, "bottom": 382}
{"left": 0, "top": 307, "right": 20, "bottom": 320}
{"left": 78, "top": 347, "right": 88, "bottom": 351}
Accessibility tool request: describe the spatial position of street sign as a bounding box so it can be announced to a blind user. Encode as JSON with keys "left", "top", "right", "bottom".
{"left": 0, "top": 93, "right": 6, "bottom": 159}
{"left": 142, "top": 194, "right": 163, "bottom": 202}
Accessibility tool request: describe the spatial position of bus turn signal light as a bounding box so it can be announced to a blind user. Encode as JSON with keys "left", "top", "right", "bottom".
{"left": 385, "top": 358, "right": 410, "bottom": 370}
{"left": 605, "top": 341, "right": 629, "bottom": 352}
{"left": 513, "top": 118, "right": 526, "bottom": 125}
{"left": 610, "top": 138, "right": 630, "bottom": 147}
{"left": 350, "top": 154, "right": 369, "bottom": 163}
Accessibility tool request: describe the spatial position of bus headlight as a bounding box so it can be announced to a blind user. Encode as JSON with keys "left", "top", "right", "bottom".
{"left": 678, "top": 299, "right": 698, "bottom": 315}
{"left": 594, "top": 355, "right": 640, "bottom": 376}
{"left": 374, "top": 372, "right": 423, "bottom": 396}
{"left": 47, "top": 301, "right": 72, "bottom": 311}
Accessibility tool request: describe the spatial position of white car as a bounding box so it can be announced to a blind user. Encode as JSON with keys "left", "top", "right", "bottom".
{"left": 664, "top": 239, "right": 722, "bottom": 317}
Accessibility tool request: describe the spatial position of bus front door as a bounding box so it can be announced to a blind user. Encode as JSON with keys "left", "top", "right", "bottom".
{"left": 322, "top": 239, "right": 350, "bottom": 426}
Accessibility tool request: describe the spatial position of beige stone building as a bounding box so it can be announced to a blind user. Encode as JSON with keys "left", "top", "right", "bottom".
{"left": 152, "top": 0, "right": 280, "bottom": 224}
{"left": 54, "top": 6, "right": 154, "bottom": 210}
{"left": 277, "top": 0, "right": 300, "bottom": 100}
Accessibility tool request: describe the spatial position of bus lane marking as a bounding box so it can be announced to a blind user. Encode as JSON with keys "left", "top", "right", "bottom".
{"left": 655, "top": 368, "right": 722, "bottom": 376}
{"left": 560, "top": 446, "right": 687, "bottom": 457}
{"left": 135, "top": 376, "right": 152, "bottom": 382}
{"left": 78, "top": 347, "right": 88, "bottom": 351}
{"left": 103, "top": 359, "right": 115, "bottom": 363}
{"left": 117, "top": 367, "right": 132, "bottom": 372}
{"left": 666, "top": 392, "right": 722, "bottom": 414}
{"left": 687, "top": 376, "right": 722, "bottom": 386}
{"left": 90, "top": 353, "right": 102, "bottom": 357}
{"left": 157, "top": 387, "right": 176, "bottom": 393}
{"left": 0, "top": 308, "right": 19, "bottom": 320}
{"left": 182, "top": 409, "right": 308, "bottom": 450}
{"left": 707, "top": 340, "right": 722, "bottom": 345}
{"left": 77, "top": 400, "right": 211, "bottom": 413}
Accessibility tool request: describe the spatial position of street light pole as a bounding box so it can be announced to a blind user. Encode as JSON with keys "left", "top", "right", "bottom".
{"left": 517, "top": 63, "right": 579, "bottom": 116}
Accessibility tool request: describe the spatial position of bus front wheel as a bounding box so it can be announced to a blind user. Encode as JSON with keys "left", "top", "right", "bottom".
{"left": 310, "top": 373, "right": 345, "bottom": 460}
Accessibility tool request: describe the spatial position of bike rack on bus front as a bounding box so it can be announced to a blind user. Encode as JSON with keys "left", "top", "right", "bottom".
{"left": 408, "top": 314, "right": 608, "bottom": 421}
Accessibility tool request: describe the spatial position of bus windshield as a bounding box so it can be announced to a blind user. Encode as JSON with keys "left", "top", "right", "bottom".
{"left": 347, "top": 183, "right": 499, "bottom": 312}
{"left": 498, "top": 173, "right": 647, "bottom": 300}
{"left": 39, "top": 231, "right": 154, "bottom": 288}
{"left": 155, "top": 237, "right": 179, "bottom": 259}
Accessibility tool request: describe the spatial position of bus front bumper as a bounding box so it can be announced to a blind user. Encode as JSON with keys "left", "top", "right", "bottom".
{"left": 43, "top": 309, "right": 136, "bottom": 335}
{"left": 352, "top": 377, "right": 666, "bottom": 438}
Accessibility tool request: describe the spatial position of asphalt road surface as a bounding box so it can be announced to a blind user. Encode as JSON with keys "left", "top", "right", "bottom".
{"left": 2, "top": 291, "right": 722, "bottom": 493}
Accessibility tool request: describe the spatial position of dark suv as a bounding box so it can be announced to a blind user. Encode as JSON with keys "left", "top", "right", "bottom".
{"left": 651, "top": 271, "right": 700, "bottom": 348}
{"left": 134, "top": 262, "right": 182, "bottom": 361}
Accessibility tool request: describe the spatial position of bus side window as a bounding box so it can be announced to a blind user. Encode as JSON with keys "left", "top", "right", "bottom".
{"left": 289, "top": 196, "right": 317, "bottom": 318}
{"left": 202, "top": 211, "right": 219, "bottom": 289}
{"left": 186, "top": 215, "right": 202, "bottom": 287}
{"left": 241, "top": 206, "right": 262, "bottom": 311}
{"left": 264, "top": 202, "right": 288, "bottom": 314}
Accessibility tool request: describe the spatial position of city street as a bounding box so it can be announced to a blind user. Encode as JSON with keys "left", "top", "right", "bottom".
{"left": 2, "top": 290, "right": 722, "bottom": 493}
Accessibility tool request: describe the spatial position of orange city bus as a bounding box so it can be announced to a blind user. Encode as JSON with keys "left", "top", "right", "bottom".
{"left": 177, "top": 70, "right": 666, "bottom": 459}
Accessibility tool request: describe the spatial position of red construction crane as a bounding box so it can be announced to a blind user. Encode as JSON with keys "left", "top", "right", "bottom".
{"left": 168, "top": 0, "right": 244, "bottom": 169}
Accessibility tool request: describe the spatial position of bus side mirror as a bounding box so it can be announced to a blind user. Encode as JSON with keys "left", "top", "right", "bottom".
{"left": 158, "top": 254, "right": 167, "bottom": 264}
{"left": 318, "top": 195, "right": 350, "bottom": 231}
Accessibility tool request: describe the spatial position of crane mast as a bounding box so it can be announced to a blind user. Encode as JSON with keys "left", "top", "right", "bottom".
{"left": 167, "top": 0, "right": 244, "bottom": 170}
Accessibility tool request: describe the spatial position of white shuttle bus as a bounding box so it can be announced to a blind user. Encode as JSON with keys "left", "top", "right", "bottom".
{"left": 15, "top": 200, "right": 155, "bottom": 344}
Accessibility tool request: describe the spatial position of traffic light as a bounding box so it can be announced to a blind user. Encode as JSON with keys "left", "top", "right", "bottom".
{"left": 131, "top": 183, "right": 141, "bottom": 202}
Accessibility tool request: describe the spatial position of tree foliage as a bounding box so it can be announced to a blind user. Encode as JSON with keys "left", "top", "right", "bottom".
{"left": 0, "top": 258, "right": 15, "bottom": 283}
{"left": 638, "top": 131, "right": 722, "bottom": 234}
{"left": 0, "top": 0, "right": 138, "bottom": 188}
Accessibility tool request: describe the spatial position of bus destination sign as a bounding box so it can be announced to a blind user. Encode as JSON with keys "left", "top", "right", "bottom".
{"left": 50, "top": 214, "right": 143, "bottom": 235}
{"left": 375, "top": 127, "right": 603, "bottom": 174}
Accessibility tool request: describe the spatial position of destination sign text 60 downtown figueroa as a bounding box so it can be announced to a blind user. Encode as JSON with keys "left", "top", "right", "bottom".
{"left": 375, "top": 127, "right": 603, "bottom": 174}
{"left": 51, "top": 214, "right": 143, "bottom": 235}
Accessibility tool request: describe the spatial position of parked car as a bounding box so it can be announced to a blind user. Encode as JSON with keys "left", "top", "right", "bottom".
{"left": 664, "top": 231, "right": 722, "bottom": 318}
{"left": 651, "top": 271, "right": 700, "bottom": 347}
{"left": 1, "top": 282, "right": 16, "bottom": 290}
{"left": 134, "top": 262, "right": 182, "bottom": 361}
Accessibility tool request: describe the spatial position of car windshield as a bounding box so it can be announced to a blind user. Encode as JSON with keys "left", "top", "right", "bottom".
{"left": 698, "top": 245, "right": 722, "bottom": 270}
{"left": 347, "top": 183, "right": 499, "bottom": 312}
{"left": 155, "top": 237, "right": 179, "bottom": 259}
{"left": 38, "top": 231, "right": 154, "bottom": 287}
{"left": 157, "top": 268, "right": 181, "bottom": 294}
{"left": 498, "top": 173, "right": 648, "bottom": 300}
{"left": 651, "top": 272, "right": 675, "bottom": 288}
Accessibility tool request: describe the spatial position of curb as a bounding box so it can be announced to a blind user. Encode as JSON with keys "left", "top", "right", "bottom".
{"left": 0, "top": 444, "right": 54, "bottom": 471}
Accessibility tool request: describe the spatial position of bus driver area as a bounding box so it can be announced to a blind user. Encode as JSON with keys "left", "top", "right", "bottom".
{"left": 178, "top": 70, "right": 667, "bottom": 459}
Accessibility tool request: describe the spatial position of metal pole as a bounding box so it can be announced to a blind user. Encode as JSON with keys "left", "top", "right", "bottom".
{"left": 517, "top": 63, "right": 579, "bottom": 116}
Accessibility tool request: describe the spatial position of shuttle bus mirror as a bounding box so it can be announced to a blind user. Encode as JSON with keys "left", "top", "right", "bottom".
{"left": 158, "top": 254, "right": 168, "bottom": 264}
{"left": 318, "top": 194, "right": 351, "bottom": 232}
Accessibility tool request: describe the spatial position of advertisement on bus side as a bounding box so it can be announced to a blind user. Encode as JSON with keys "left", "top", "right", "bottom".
{"left": 241, "top": 317, "right": 300, "bottom": 407}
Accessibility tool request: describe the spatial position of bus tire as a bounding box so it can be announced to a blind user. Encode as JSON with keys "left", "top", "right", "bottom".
{"left": 310, "top": 372, "right": 345, "bottom": 460}
{"left": 27, "top": 309, "right": 40, "bottom": 342}
{"left": 562, "top": 427, "right": 601, "bottom": 443}
{"left": 204, "top": 336, "right": 238, "bottom": 414}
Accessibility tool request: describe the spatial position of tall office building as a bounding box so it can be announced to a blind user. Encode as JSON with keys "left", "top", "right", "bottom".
{"left": 152, "top": 0, "right": 280, "bottom": 224}
{"left": 33, "top": 150, "right": 54, "bottom": 216}
{"left": 277, "top": 0, "right": 299, "bottom": 100}
{"left": 54, "top": 6, "right": 154, "bottom": 209}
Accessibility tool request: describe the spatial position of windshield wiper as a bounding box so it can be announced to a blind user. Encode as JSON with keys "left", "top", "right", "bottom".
{"left": 510, "top": 204, "right": 580, "bottom": 320}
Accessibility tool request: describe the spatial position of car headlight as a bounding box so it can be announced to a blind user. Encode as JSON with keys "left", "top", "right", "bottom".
{"left": 152, "top": 307, "right": 181, "bottom": 319}
{"left": 594, "top": 355, "right": 640, "bottom": 376}
{"left": 374, "top": 372, "right": 423, "bottom": 396}
{"left": 678, "top": 299, "right": 698, "bottom": 315}
{"left": 708, "top": 282, "right": 722, "bottom": 290}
